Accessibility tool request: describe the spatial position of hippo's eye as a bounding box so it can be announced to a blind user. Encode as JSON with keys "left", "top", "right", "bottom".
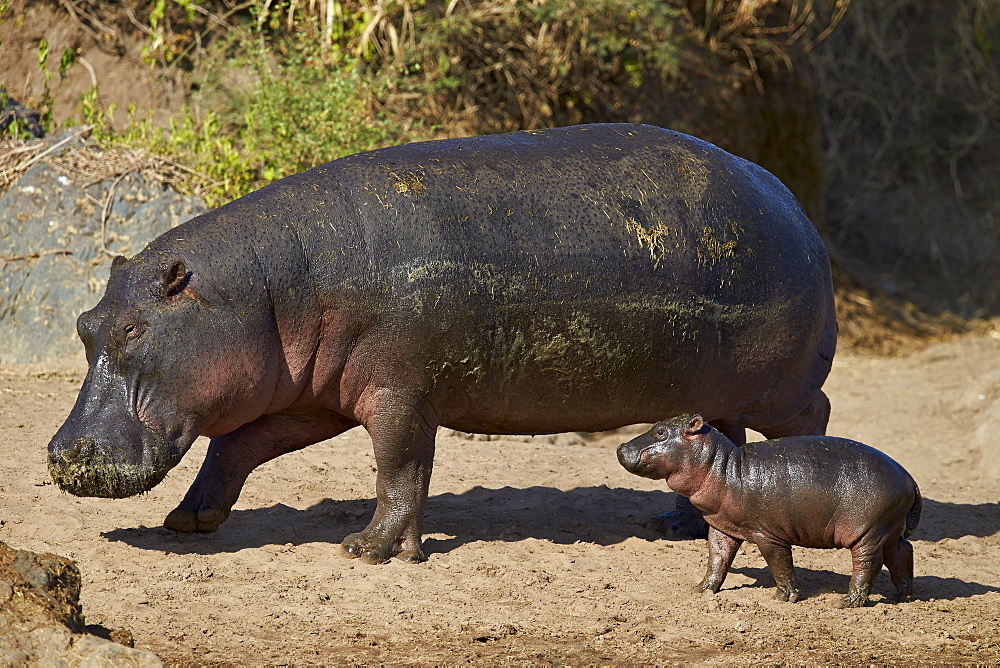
{"left": 121, "top": 322, "right": 145, "bottom": 343}
{"left": 655, "top": 427, "right": 666, "bottom": 439}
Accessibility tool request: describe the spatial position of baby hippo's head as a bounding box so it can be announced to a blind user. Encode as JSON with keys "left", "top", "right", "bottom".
{"left": 616, "top": 414, "right": 710, "bottom": 479}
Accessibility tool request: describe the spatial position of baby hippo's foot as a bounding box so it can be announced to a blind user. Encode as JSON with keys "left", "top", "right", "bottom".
{"left": 647, "top": 510, "right": 709, "bottom": 540}
{"left": 837, "top": 588, "right": 871, "bottom": 608}
{"left": 691, "top": 581, "right": 721, "bottom": 596}
{"left": 774, "top": 583, "right": 800, "bottom": 603}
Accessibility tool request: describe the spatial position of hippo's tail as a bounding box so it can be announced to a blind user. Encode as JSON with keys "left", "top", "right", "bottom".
{"left": 903, "top": 483, "right": 922, "bottom": 538}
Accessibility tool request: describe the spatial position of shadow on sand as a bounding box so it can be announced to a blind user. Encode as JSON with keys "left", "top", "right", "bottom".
{"left": 103, "top": 488, "right": 999, "bottom": 604}
{"left": 722, "top": 564, "right": 1000, "bottom": 605}
{"left": 103, "top": 485, "right": 677, "bottom": 556}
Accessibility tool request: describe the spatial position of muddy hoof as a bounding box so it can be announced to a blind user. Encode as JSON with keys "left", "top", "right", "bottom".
{"left": 340, "top": 534, "right": 392, "bottom": 564}
{"left": 646, "top": 510, "right": 709, "bottom": 540}
{"left": 163, "top": 507, "right": 225, "bottom": 533}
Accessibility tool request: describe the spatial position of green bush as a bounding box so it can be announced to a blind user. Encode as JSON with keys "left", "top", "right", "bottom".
{"left": 81, "top": 21, "right": 396, "bottom": 207}
{"left": 236, "top": 26, "right": 393, "bottom": 184}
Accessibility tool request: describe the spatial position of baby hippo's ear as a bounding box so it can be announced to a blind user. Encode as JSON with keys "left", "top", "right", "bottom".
{"left": 682, "top": 415, "right": 706, "bottom": 437}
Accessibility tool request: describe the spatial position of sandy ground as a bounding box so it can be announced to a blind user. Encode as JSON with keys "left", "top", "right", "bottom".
{"left": 2, "top": 334, "right": 1000, "bottom": 665}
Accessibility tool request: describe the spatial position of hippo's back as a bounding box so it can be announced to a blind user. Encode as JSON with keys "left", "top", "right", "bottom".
{"left": 326, "top": 124, "right": 824, "bottom": 297}
{"left": 181, "top": 124, "right": 837, "bottom": 434}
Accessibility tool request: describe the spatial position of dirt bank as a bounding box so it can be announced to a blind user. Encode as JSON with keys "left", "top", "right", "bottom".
{"left": 1, "top": 333, "right": 999, "bottom": 664}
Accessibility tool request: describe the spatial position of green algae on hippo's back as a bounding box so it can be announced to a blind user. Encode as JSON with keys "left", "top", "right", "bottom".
{"left": 48, "top": 123, "right": 836, "bottom": 565}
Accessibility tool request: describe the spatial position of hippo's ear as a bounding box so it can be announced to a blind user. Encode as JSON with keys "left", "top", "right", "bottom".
{"left": 162, "top": 259, "right": 189, "bottom": 298}
{"left": 682, "top": 415, "right": 705, "bottom": 437}
{"left": 109, "top": 255, "right": 127, "bottom": 278}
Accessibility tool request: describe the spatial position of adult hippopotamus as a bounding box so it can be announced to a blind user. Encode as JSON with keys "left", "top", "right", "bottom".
{"left": 48, "top": 123, "right": 836, "bottom": 563}
{"left": 617, "top": 416, "right": 920, "bottom": 607}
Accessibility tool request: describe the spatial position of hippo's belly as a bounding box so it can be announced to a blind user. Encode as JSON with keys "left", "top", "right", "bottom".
{"left": 369, "top": 262, "right": 810, "bottom": 435}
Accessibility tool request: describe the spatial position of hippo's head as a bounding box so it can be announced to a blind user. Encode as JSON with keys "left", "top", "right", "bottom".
{"left": 616, "top": 415, "right": 709, "bottom": 480}
{"left": 48, "top": 250, "right": 278, "bottom": 498}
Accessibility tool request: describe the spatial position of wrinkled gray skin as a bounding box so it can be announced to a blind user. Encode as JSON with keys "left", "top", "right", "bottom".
{"left": 48, "top": 124, "right": 836, "bottom": 564}
{"left": 618, "top": 416, "right": 921, "bottom": 607}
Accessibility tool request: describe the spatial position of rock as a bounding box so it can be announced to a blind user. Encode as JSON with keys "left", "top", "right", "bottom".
{"left": 0, "top": 128, "right": 207, "bottom": 363}
{"left": 0, "top": 88, "right": 44, "bottom": 138}
{"left": 0, "top": 541, "right": 164, "bottom": 666}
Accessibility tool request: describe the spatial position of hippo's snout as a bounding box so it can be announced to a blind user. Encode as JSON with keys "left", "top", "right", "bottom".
{"left": 47, "top": 356, "right": 195, "bottom": 499}
{"left": 48, "top": 408, "right": 183, "bottom": 499}
{"left": 48, "top": 432, "right": 177, "bottom": 499}
{"left": 617, "top": 442, "right": 644, "bottom": 473}
{"left": 55, "top": 436, "right": 91, "bottom": 462}
{"left": 49, "top": 432, "right": 146, "bottom": 499}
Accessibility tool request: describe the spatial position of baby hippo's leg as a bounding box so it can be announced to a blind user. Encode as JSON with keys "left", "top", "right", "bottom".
{"left": 756, "top": 539, "right": 799, "bottom": 602}
{"left": 693, "top": 527, "right": 743, "bottom": 594}
{"left": 840, "top": 541, "right": 885, "bottom": 608}
{"left": 882, "top": 535, "right": 915, "bottom": 603}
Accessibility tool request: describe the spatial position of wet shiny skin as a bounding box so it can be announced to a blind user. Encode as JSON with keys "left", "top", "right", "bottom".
{"left": 618, "top": 415, "right": 920, "bottom": 606}
{"left": 48, "top": 124, "right": 837, "bottom": 563}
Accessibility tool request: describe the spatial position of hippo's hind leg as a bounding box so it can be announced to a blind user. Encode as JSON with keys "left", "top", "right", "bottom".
{"left": 164, "top": 412, "right": 358, "bottom": 533}
{"left": 840, "top": 540, "right": 886, "bottom": 608}
{"left": 649, "top": 421, "right": 746, "bottom": 540}
{"left": 882, "top": 535, "right": 915, "bottom": 603}
{"left": 758, "top": 390, "right": 831, "bottom": 440}
{"left": 694, "top": 526, "right": 743, "bottom": 595}
{"left": 756, "top": 538, "right": 800, "bottom": 602}
{"left": 341, "top": 388, "right": 437, "bottom": 564}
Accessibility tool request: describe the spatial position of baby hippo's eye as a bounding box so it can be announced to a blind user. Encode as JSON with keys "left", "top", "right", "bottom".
{"left": 655, "top": 427, "right": 666, "bottom": 439}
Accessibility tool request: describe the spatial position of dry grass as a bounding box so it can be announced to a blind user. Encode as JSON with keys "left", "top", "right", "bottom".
{"left": 348, "top": 0, "right": 852, "bottom": 129}
{"left": 811, "top": 0, "right": 1000, "bottom": 316}
{"left": 0, "top": 126, "right": 215, "bottom": 197}
{"left": 92, "top": 1, "right": 849, "bottom": 134}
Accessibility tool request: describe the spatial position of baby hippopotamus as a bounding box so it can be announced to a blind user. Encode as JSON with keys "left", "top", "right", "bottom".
{"left": 617, "top": 415, "right": 921, "bottom": 607}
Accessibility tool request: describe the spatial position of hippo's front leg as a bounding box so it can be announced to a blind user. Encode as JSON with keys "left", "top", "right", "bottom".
{"left": 164, "top": 412, "right": 358, "bottom": 533}
{"left": 341, "top": 389, "right": 437, "bottom": 564}
{"left": 694, "top": 527, "right": 742, "bottom": 594}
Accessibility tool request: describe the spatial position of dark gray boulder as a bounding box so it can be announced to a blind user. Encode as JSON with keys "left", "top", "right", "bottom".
{"left": 0, "top": 132, "right": 206, "bottom": 363}
{"left": 0, "top": 89, "right": 44, "bottom": 139}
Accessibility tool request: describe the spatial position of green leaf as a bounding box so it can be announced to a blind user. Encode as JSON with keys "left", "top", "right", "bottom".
{"left": 59, "top": 48, "right": 77, "bottom": 78}
{"left": 37, "top": 38, "right": 49, "bottom": 70}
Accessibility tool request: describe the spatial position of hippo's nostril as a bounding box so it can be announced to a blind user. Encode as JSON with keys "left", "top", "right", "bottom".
{"left": 50, "top": 436, "right": 97, "bottom": 465}
{"left": 70, "top": 437, "right": 96, "bottom": 460}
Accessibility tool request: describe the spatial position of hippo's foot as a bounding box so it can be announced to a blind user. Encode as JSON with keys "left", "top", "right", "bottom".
{"left": 341, "top": 530, "right": 426, "bottom": 565}
{"left": 646, "top": 510, "right": 709, "bottom": 540}
{"left": 691, "top": 582, "right": 721, "bottom": 595}
{"left": 773, "top": 583, "right": 800, "bottom": 603}
{"left": 163, "top": 504, "right": 230, "bottom": 534}
{"left": 836, "top": 589, "right": 870, "bottom": 608}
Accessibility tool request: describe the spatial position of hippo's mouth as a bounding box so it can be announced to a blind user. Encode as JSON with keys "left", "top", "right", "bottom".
{"left": 617, "top": 442, "right": 666, "bottom": 480}
{"left": 47, "top": 435, "right": 183, "bottom": 499}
